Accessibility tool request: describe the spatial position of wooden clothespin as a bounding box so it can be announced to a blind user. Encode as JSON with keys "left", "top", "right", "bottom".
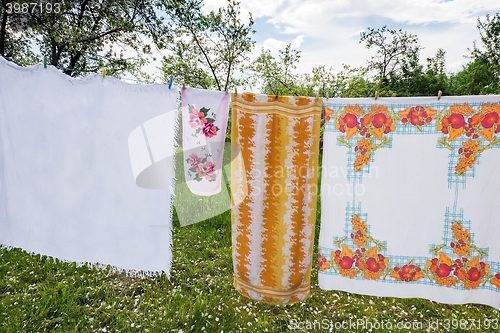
{"left": 234, "top": 87, "right": 237, "bottom": 97}
{"left": 374, "top": 91, "right": 379, "bottom": 100}
{"left": 169, "top": 78, "right": 173, "bottom": 89}
{"left": 275, "top": 86, "right": 279, "bottom": 100}
{"left": 182, "top": 82, "right": 186, "bottom": 90}
{"left": 102, "top": 67, "right": 106, "bottom": 79}
{"left": 43, "top": 56, "right": 47, "bottom": 69}
{"left": 437, "top": 90, "right": 442, "bottom": 100}
{"left": 315, "top": 90, "right": 319, "bottom": 102}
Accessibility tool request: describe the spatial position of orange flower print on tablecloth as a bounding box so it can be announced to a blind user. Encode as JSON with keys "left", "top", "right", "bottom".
{"left": 328, "top": 214, "right": 498, "bottom": 290}
{"left": 398, "top": 105, "right": 437, "bottom": 131}
{"left": 335, "top": 105, "right": 363, "bottom": 139}
{"left": 350, "top": 214, "right": 368, "bottom": 247}
{"left": 324, "top": 106, "right": 334, "bottom": 123}
{"left": 343, "top": 104, "right": 366, "bottom": 117}
{"left": 426, "top": 251, "right": 458, "bottom": 287}
{"left": 330, "top": 217, "right": 389, "bottom": 281}
{"left": 455, "top": 139, "right": 480, "bottom": 176}
{"left": 361, "top": 105, "right": 396, "bottom": 140}
{"left": 451, "top": 255, "right": 490, "bottom": 290}
{"left": 335, "top": 104, "right": 396, "bottom": 140}
{"left": 451, "top": 221, "right": 472, "bottom": 257}
{"left": 491, "top": 273, "right": 500, "bottom": 289}
{"left": 427, "top": 221, "right": 491, "bottom": 290}
{"left": 353, "top": 138, "right": 373, "bottom": 172}
{"left": 335, "top": 105, "right": 396, "bottom": 172}
{"left": 329, "top": 244, "right": 359, "bottom": 279}
{"left": 355, "top": 246, "right": 389, "bottom": 280}
{"left": 450, "top": 103, "right": 476, "bottom": 117}
{"left": 390, "top": 260, "right": 425, "bottom": 282}
{"left": 436, "top": 103, "right": 489, "bottom": 141}
{"left": 437, "top": 103, "right": 500, "bottom": 176}
{"left": 317, "top": 253, "right": 330, "bottom": 272}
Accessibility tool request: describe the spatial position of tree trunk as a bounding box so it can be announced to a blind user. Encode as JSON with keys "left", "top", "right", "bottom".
{"left": 64, "top": 50, "right": 82, "bottom": 76}
{"left": 469, "top": 70, "right": 477, "bottom": 95}
{"left": 0, "top": 3, "right": 8, "bottom": 56}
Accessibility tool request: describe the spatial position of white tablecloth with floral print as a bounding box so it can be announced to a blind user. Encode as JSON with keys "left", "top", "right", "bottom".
{"left": 319, "top": 96, "right": 500, "bottom": 310}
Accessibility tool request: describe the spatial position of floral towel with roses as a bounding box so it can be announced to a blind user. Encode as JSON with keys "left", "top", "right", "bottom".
{"left": 319, "top": 95, "right": 500, "bottom": 310}
{"left": 181, "top": 87, "right": 230, "bottom": 196}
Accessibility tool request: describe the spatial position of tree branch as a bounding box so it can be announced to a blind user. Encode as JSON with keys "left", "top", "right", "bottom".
{"left": 185, "top": 16, "right": 221, "bottom": 90}
{"left": 74, "top": 27, "right": 123, "bottom": 44}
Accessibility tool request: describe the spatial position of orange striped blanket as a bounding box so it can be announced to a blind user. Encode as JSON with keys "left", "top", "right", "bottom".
{"left": 231, "top": 92, "right": 322, "bottom": 304}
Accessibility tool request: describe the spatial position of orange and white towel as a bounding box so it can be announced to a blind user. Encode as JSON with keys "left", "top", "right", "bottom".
{"left": 231, "top": 93, "right": 322, "bottom": 304}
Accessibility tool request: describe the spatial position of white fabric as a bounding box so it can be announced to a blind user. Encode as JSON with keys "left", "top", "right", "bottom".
{"left": 0, "top": 57, "right": 177, "bottom": 274}
{"left": 319, "top": 96, "right": 500, "bottom": 310}
{"left": 174, "top": 143, "right": 233, "bottom": 227}
{"left": 181, "top": 87, "right": 230, "bottom": 196}
{"left": 128, "top": 112, "right": 177, "bottom": 191}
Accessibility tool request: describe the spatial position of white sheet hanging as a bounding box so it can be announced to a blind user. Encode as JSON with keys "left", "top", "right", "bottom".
{"left": 0, "top": 57, "right": 177, "bottom": 275}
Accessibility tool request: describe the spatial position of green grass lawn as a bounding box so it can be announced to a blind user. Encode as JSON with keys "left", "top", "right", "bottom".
{"left": 1, "top": 147, "right": 500, "bottom": 332}
{"left": 2, "top": 204, "right": 500, "bottom": 332}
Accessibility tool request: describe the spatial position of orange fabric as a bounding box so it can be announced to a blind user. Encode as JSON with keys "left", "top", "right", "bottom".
{"left": 231, "top": 93, "right": 322, "bottom": 304}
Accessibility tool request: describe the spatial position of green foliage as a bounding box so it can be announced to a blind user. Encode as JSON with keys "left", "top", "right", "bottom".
{"left": 247, "top": 44, "right": 302, "bottom": 95}
{"left": 248, "top": 27, "right": 450, "bottom": 99}
{"left": 159, "top": 0, "right": 255, "bottom": 91}
{"left": 250, "top": 19, "right": 498, "bottom": 99}
{"left": 248, "top": 44, "right": 345, "bottom": 98}
{"left": 474, "top": 13, "right": 500, "bottom": 76}
{"left": 0, "top": 0, "right": 39, "bottom": 63}
{"left": 1, "top": 0, "right": 168, "bottom": 78}
{"left": 444, "top": 12, "right": 500, "bottom": 96}
{"left": 335, "top": 65, "right": 378, "bottom": 97}
{"left": 449, "top": 56, "right": 500, "bottom": 95}
{"left": 380, "top": 49, "right": 452, "bottom": 97}
{"left": 360, "top": 25, "right": 422, "bottom": 85}
{"left": 461, "top": 13, "right": 500, "bottom": 95}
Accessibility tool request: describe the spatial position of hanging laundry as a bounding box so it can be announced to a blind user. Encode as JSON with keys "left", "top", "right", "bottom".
{"left": 174, "top": 143, "right": 233, "bottom": 227}
{"left": 231, "top": 92, "right": 322, "bottom": 304}
{"left": 319, "top": 96, "right": 500, "bottom": 310}
{"left": 181, "top": 87, "right": 230, "bottom": 196}
{"left": 0, "top": 57, "right": 177, "bottom": 275}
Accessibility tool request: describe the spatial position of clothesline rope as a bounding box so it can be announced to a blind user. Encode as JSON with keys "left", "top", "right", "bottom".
{"left": 2, "top": 56, "right": 153, "bottom": 85}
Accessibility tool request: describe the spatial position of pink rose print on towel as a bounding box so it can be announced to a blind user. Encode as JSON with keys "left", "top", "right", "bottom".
{"left": 186, "top": 153, "right": 217, "bottom": 182}
{"left": 188, "top": 104, "right": 220, "bottom": 138}
{"left": 187, "top": 153, "right": 203, "bottom": 168}
{"left": 188, "top": 108, "right": 207, "bottom": 129}
{"left": 202, "top": 123, "right": 217, "bottom": 138}
{"left": 196, "top": 161, "right": 216, "bottom": 180}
